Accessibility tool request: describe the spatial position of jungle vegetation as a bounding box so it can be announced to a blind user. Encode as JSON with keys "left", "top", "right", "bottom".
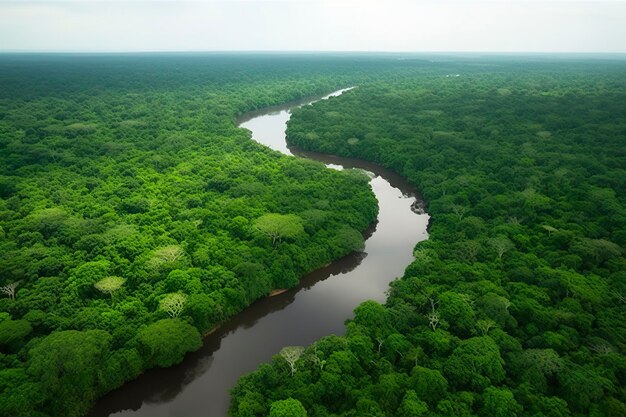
{"left": 0, "top": 53, "right": 388, "bottom": 416}
{"left": 0, "top": 53, "right": 624, "bottom": 417}
{"left": 229, "top": 58, "right": 626, "bottom": 416}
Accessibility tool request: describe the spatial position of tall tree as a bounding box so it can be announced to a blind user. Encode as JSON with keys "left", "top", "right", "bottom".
{"left": 254, "top": 213, "right": 304, "bottom": 246}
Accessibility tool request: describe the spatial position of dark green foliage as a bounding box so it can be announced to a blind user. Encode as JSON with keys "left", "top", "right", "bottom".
{"left": 409, "top": 366, "right": 448, "bottom": 405}
{"left": 27, "top": 330, "right": 112, "bottom": 417}
{"left": 136, "top": 319, "right": 202, "bottom": 368}
{"left": 444, "top": 337, "right": 505, "bottom": 391}
{"left": 0, "top": 319, "right": 32, "bottom": 351}
{"left": 230, "top": 57, "right": 626, "bottom": 417}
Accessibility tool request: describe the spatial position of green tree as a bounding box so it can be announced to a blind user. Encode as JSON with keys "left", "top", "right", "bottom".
{"left": 159, "top": 293, "right": 188, "bottom": 318}
{"left": 136, "top": 319, "right": 201, "bottom": 368}
{"left": 186, "top": 293, "right": 218, "bottom": 330}
{"left": 397, "top": 390, "right": 428, "bottom": 417}
{"left": 331, "top": 226, "right": 365, "bottom": 253}
{"left": 269, "top": 398, "right": 307, "bottom": 417}
{"left": 27, "top": 330, "right": 111, "bottom": 417}
{"left": 410, "top": 366, "right": 448, "bottom": 405}
{"left": 0, "top": 319, "right": 32, "bottom": 351}
{"left": 279, "top": 346, "right": 305, "bottom": 376}
{"left": 480, "top": 387, "right": 522, "bottom": 417}
{"left": 254, "top": 213, "right": 304, "bottom": 246}
{"left": 438, "top": 291, "right": 476, "bottom": 335}
{"left": 65, "top": 260, "right": 111, "bottom": 299}
{"left": 488, "top": 236, "right": 514, "bottom": 260}
{"left": 146, "top": 245, "right": 186, "bottom": 273}
{"left": 444, "top": 336, "right": 505, "bottom": 390}
{"left": 93, "top": 276, "right": 125, "bottom": 300}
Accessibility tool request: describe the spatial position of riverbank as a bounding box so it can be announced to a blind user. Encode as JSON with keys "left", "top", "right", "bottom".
{"left": 87, "top": 88, "right": 429, "bottom": 417}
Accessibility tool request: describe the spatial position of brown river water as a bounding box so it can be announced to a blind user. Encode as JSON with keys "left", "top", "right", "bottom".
{"left": 88, "top": 89, "right": 429, "bottom": 417}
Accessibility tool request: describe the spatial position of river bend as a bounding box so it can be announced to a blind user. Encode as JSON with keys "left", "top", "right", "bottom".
{"left": 89, "top": 89, "right": 429, "bottom": 417}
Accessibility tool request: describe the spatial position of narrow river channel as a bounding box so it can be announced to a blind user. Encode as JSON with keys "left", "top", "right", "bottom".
{"left": 89, "top": 89, "right": 429, "bottom": 417}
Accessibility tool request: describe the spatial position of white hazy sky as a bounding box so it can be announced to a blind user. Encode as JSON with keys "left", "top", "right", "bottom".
{"left": 0, "top": 0, "right": 625, "bottom": 53}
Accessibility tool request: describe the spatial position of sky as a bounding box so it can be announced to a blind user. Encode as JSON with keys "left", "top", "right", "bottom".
{"left": 0, "top": 0, "right": 625, "bottom": 53}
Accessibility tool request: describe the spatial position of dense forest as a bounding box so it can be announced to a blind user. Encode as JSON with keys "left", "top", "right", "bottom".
{"left": 0, "top": 54, "right": 392, "bottom": 416}
{"left": 230, "top": 59, "right": 626, "bottom": 416}
{"left": 1, "top": 54, "right": 624, "bottom": 417}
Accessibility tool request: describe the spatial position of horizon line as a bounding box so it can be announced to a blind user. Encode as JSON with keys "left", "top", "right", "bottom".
{"left": 1, "top": 50, "right": 626, "bottom": 56}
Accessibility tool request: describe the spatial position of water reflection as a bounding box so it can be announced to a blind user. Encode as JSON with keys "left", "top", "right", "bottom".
{"left": 89, "top": 250, "right": 368, "bottom": 417}
{"left": 88, "top": 88, "right": 429, "bottom": 417}
{"left": 290, "top": 147, "right": 425, "bottom": 203}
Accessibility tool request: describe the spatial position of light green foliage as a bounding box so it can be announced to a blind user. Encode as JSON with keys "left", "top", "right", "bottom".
{"left": 22, "top": 207, "right": 69, "bottom": 239}
{"left": 159, "top": 293, "right": 188, "bottom": 318}
{"left": 254, "top": 213, "right": 304, "bottom": 246}
{"left": 146, "top": 245, "right": 186, "bottom": 273}
{"left": 487, "top": 236, "right": 514, "bottom": 260}
{"left": 94, "top": 276, "right": 125, "bottom": 298}
{"left": 269, "top": 398, "right": 307, "bottom": 417}
{"left": 279, "top": 346, "right": 305, "bottom": 376}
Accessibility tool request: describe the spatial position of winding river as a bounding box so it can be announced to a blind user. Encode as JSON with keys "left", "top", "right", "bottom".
{"left": 89, "top": 89, "right": 429, "bottom": 417}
